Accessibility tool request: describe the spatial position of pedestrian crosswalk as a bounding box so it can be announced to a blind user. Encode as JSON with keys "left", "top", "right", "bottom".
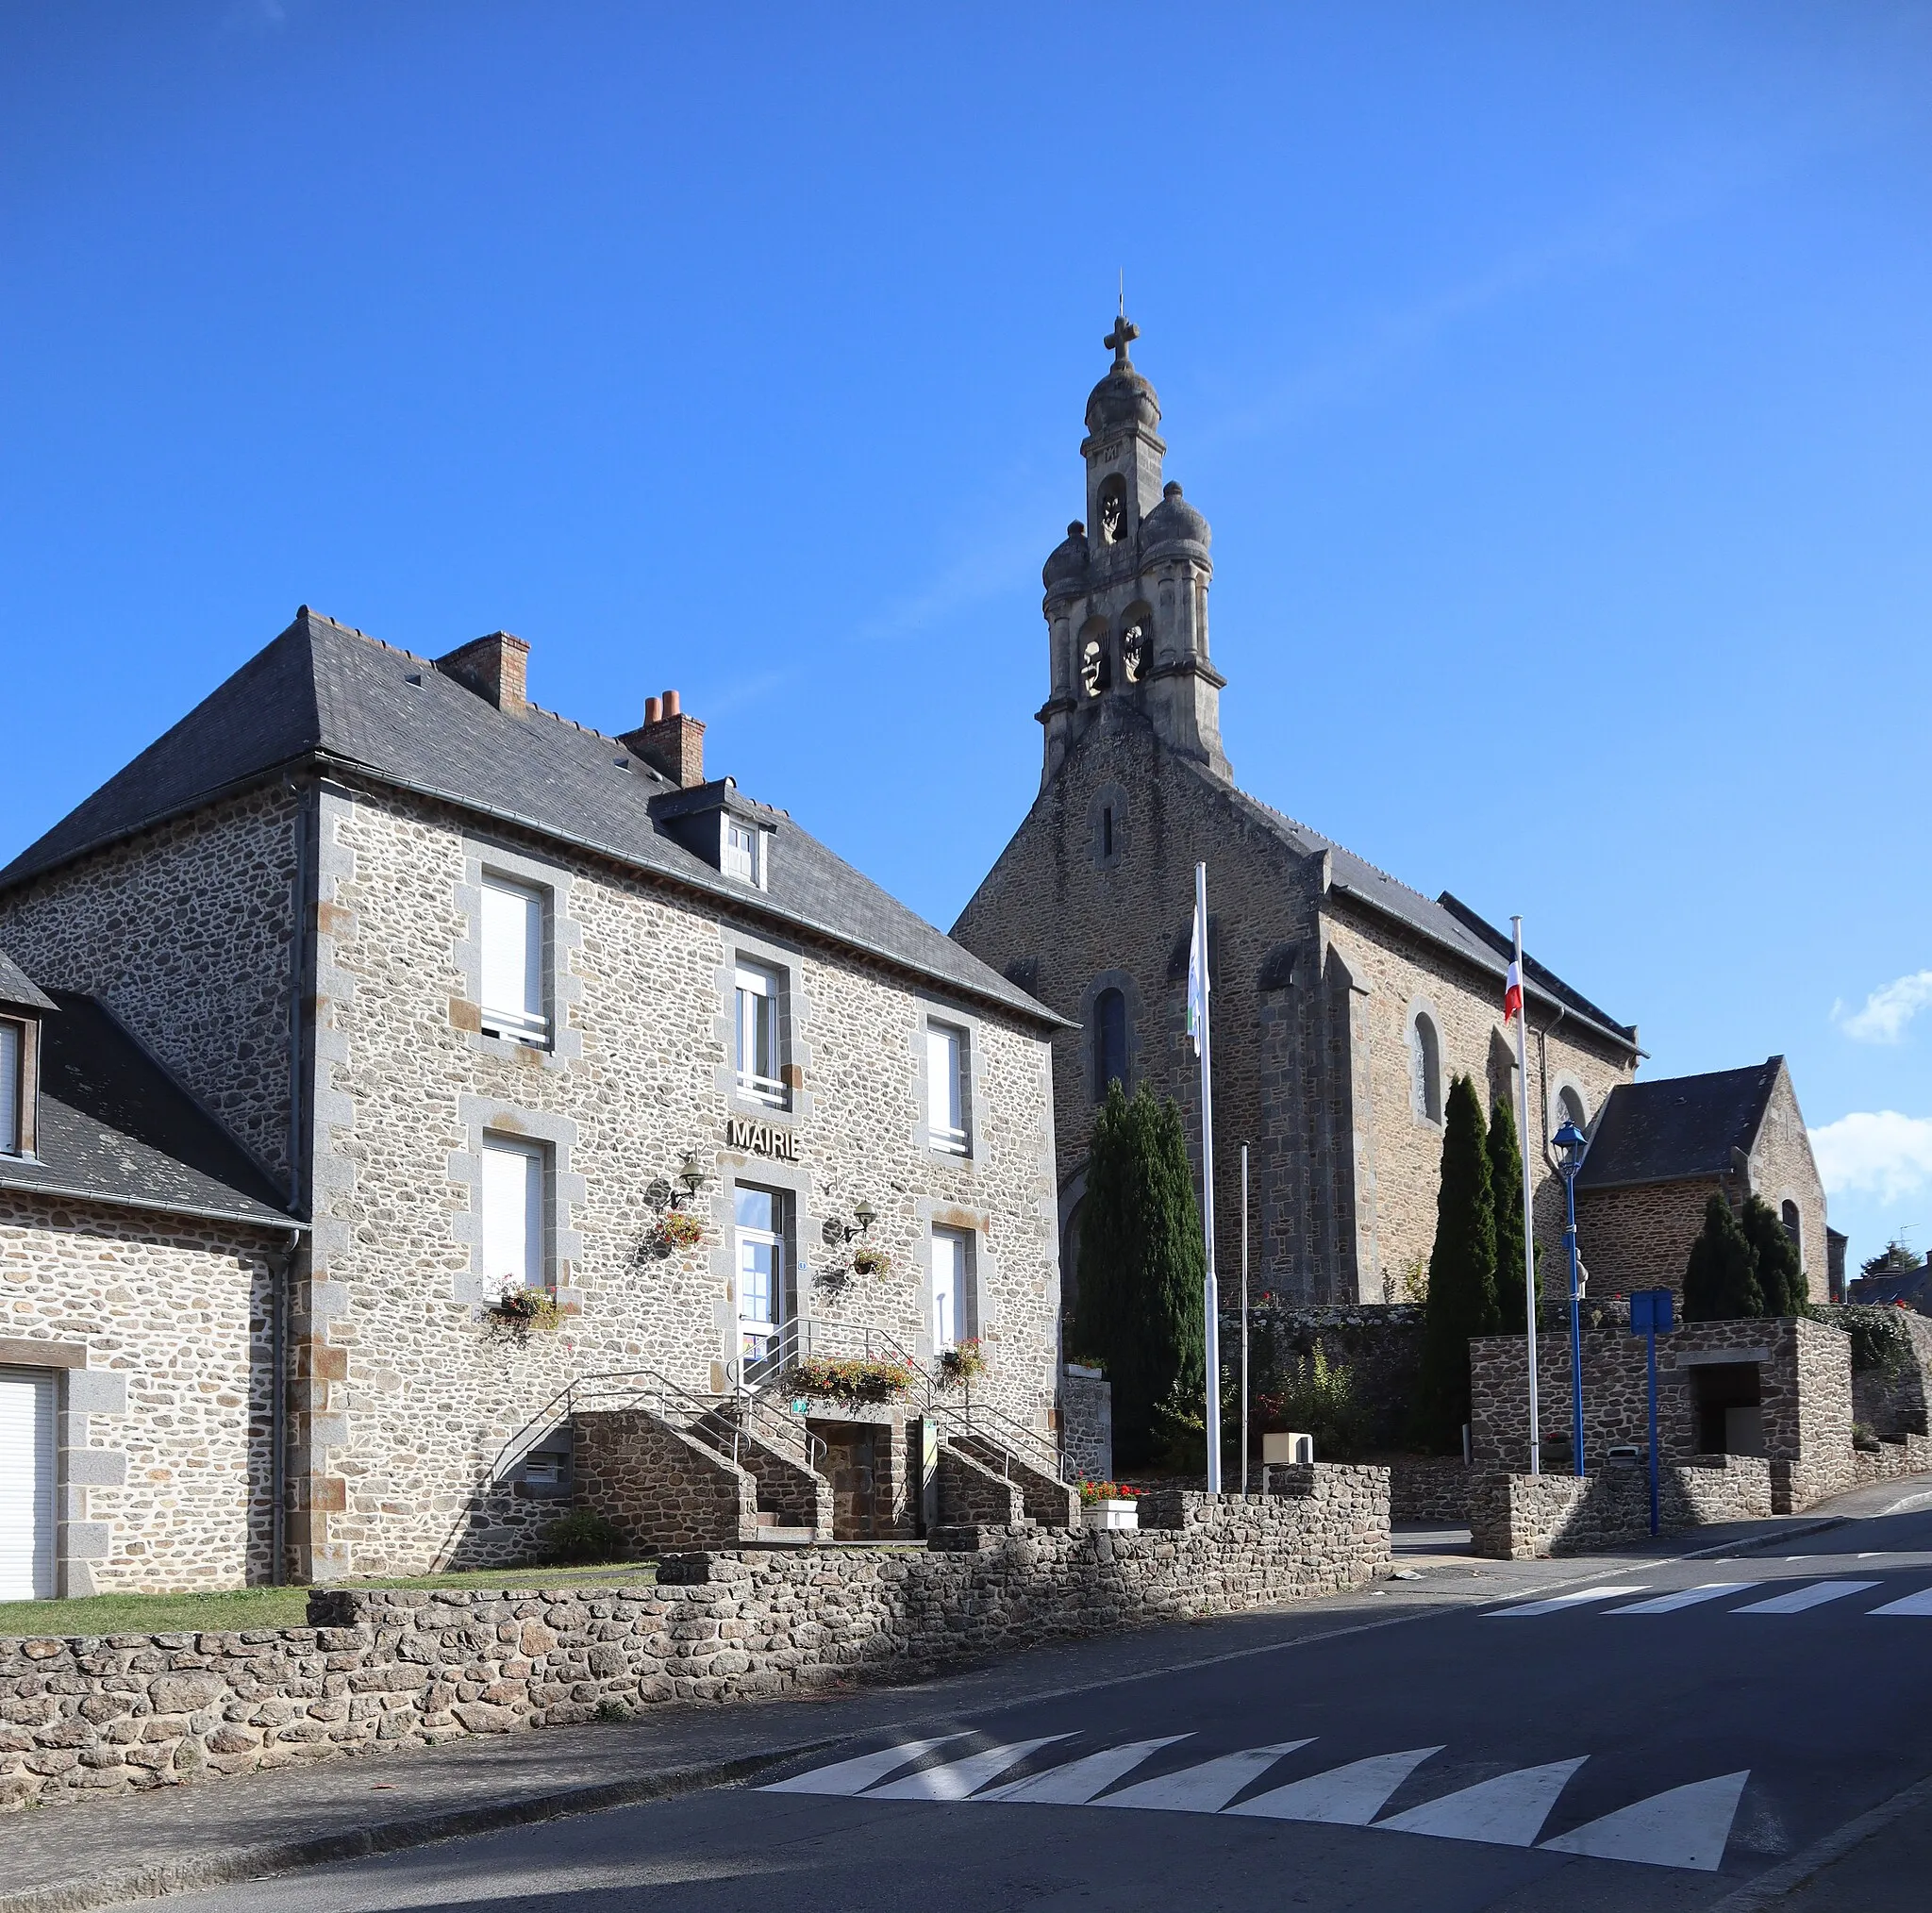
{"left": 762, "top": 1735, "right": 1749, "bottom": 1871}
{"left": 1487, "top": 1577, "right": 1932, "bottom": 1619}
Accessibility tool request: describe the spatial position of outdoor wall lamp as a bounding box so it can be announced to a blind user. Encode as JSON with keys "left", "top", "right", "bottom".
{"left": 646, "top": 1150, "right": 710, "bottom": 1213}
{"left": 820, "top": 1198, "right": 877, "bottom": 1247}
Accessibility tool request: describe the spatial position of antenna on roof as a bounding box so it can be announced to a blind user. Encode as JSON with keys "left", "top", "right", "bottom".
{"left": 1118, "top": 269, "right": 1125, "bottom": 318}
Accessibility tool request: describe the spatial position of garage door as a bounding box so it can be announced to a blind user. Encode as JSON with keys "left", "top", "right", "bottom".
{"left": 0, "top": 1369, "right": 57, "bottom": 1600}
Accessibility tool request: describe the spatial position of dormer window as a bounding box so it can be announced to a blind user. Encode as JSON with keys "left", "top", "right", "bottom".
{"left": 724, "top": 819, "right": 765, "bottom": 888}
{"left": 0, "top": 1018, "right": 22, "bottom": 1156}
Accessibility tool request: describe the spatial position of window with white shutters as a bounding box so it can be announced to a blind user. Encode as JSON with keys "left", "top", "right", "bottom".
{"left": 926, "top": 1022, "right": 970, "bottom": 1155}
{"left": 0, "top": 1021, "right": 20, "bottom": 1156}
{"left": 479, "top": 877, "right": 549, "bottom": 1045}
{"left": 724, "top": 820, "right": 763, "bottom": 887}
{"left": 733, "top": 962, "right": 786, "bottom": 1107}
{"left": 0, "top": 1369, "right": 57, "bottom": 1601}
{"left": 481, "top": 1135, "right": 546, "bottom": 1291}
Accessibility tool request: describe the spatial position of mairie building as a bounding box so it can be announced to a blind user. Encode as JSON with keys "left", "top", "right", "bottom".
{"left": 0, "top": 612, "right": 1072, "bottom": 1590}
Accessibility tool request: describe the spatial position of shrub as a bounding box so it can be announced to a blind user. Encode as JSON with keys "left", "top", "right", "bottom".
{"left": 542, "top": 1509, "right": 626, "bottom": 1565}
{"left": 1489, "top": 1092, "right": 1537, "bottom": 1335}
{"left": 1074, "top": 1083, "right": 1207, "bottom": 1471}
{"left": 1683, "top": 1195, "right": 1765, "bottom": 1322}
{"left": 1740, "top": 1196, "right": 1803, "bottom": 1318}
{"left": 1853, "top": 1422, "right": 1881, "bottom": 1454}
{"left": 1272, "top": 1344, "right": 1372, "bottom": 1461}
{"left": 1412, "top": 1074, "right": 1499, "bottom": 1452}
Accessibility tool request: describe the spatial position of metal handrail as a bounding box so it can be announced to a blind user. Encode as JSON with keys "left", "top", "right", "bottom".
{"left": 934, "top": 1393, "right": 1070, "bottom": 1487}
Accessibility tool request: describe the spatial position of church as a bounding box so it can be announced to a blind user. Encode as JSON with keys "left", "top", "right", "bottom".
{"left": 952, "top": 314, "right": 1642, "bottom": 1307}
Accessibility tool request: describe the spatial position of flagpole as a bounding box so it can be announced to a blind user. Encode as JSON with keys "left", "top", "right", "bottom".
{"left": 1511, "top": 917, "right": 1541, "bottom": 1477}
{"left": 1241, "top": 1140, "right": 1250, "bottom": 1496}
{"left": 1195, "top": 861, "right": 1222, "bottom": 1494}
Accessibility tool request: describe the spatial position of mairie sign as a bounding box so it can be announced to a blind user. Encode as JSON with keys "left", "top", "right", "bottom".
{"left": 725, "top": 1116, "right": 800, "bottom": 1160}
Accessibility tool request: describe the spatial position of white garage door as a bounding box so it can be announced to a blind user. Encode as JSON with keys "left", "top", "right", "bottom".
{"left": 0, "top": 1369, "right": 57, "bottom": 1600}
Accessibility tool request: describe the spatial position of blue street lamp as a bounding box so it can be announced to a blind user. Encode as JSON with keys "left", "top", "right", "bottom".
{"left": 1553, "top": 1119, "right": 1589, "bottom": 1477}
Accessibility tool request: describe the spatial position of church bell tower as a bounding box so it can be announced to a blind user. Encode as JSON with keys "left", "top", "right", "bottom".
{"left": 1036, "top": 311, "right": 1229, "bottom": 787}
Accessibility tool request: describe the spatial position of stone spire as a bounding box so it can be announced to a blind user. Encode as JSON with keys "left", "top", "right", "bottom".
{"left": 1036, "top": 314, "right": 1228, "bottom": 787}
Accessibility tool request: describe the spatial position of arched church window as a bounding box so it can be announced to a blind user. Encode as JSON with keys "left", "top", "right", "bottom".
{"left": 1098, "top": 476, "right": 1126, "bottom": 545}
{"left": 1080, "top": 638, "right": 1109, "bottom": 699}
{"left": 1556, "top": 1085, "right": 1587, "bottom": 1137}
{"left": 1781, "top": 1199, "right": 1802, "bottom": 1259}
{"left": 1094, "top": 988, "right": 1127, "bottom": 1099}
{"left": 1409, "top": 1009, "right": 1442, "bottom": 1123}
{"left": 1121, "top": 623, "right": 1146, "bottom": 684}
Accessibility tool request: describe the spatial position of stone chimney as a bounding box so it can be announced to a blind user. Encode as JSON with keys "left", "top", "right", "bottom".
{"left": 435, "top": 631, "right": 530, "bottom": 715}
{"left": 620, "top": 689, "right": 706, "bottom": 787}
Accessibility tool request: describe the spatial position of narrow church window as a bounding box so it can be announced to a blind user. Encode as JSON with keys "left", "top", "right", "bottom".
{"left": 1781, "top": 1199, "right": 1802, "bottom": 1259}
{"left": 1098, "top": 476, "right": 1125, "bottom": 545}
{"left": 1094, "top": 988, "right": 1127, "bottom": 1098}
{"left": 1556, "top": 1084, "right": 1586, "bottom": 1138}
{"left": 1101, "top": 807, "right": 1114, "bottom": 858}
{"left": 1121, "top": 624, "right": 1145, "bottom": 683}
{"left": 1080, "top": 639, "right": 1108, "bottom": 699}
{"left": 1409, "top": 1010, "right": 1442, "bottom": 1123}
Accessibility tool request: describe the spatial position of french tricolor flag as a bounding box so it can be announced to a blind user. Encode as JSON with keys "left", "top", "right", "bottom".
{"left": 1503, "top": 959, "right": 1524, "bottom": 1025}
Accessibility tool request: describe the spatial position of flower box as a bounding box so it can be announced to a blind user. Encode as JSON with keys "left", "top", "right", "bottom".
{"left": 1084, "top": 1499, "right": 1139, "bottom": 1531}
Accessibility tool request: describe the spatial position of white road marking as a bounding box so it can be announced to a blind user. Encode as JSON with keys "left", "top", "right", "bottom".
{"left": 866, "top": 1736, "right": 1072, "bottom": 1801}
{"left": 762, "top": 1735, "right": 971, "bottom": 1795}
{"left": 976, "top": 1737, "right": 1190, "bottom": 1804}
{"left": 1378, "top": 1757, "right": 1589, "bottom": 1847}
{"left": 1541, "top": 1771, "right": 1749, "bottom": 1871}
{"left": 1488, "top": 1587, "right": 1647, "bottom": 1617}
{"left": 1867, "top": 1587, "right": 1932, "bottom": 1616}
{"left": 1607, "top": 1583, "right": 1757, "bottom": 1614}
{"left": 1094, "top": 1740, "right": 1312, "bottom": 1813}
{"left": 1733, "top": 1580, "right": 1881, "bottom": 1614}
{"left": 1226, "top": 1747, "right": 1444, "bottom": 1825}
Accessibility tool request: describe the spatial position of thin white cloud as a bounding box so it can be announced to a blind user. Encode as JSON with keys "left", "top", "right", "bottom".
{"left": 1834, "top": 970, "right": 1932, "bottom": 1045}
{"left": 1810, "top": 1111, "right": 1932, "bottom": 1205}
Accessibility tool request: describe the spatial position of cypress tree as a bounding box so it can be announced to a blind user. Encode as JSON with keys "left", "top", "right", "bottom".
{"left": 1682, "top": 1194, "right": 1765, "bottom": 1322}
{"left": 1074, "top": 1084, "right": 1207, "bottom": 1469}
{"left": 1740, "top": 1196, "right": 1804, "bottom": 1318}
{"left": 1489, "top": 1091, "right": 1534, "bottom": 1334}
{"left": 1413, "top": 1073, "right": 1500, "bottom": 1452}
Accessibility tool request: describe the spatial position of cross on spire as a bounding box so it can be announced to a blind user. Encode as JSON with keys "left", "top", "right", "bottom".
{"left": 1104, "top": 309, "right": 1141, "bottom": 367}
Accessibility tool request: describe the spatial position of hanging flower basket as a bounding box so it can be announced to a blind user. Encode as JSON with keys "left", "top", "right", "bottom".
{"left": 488, "top": 1282, "right": 561, "bottom": 1333}
{"left": 658, "top": 1210, "right": 705, "bottom": 1251}
{"left": 938, "top": 1339, "right": 988, "bottom": 1389}
{"left": 851, "top": 1243, "right": 891, "bottom": 1277}
{"left": 787, "top": 1354, "right": 916, "bottom": 1405}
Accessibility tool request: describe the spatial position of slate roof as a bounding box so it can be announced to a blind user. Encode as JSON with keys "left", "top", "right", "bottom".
{"left": 0, "top": 947, "right": 54, "bottom": 1015}
{"left": 1848, "top": 1264, "right": 1931, "bottom": 1311}
{"left": 0, "top": 990, "right": 297, "bottom": 1229}
{"left": 1574, "top": 1058, "right": 1784, "bottom": 1191}
{"left": 0, "top": 610, "right": 1063, "bottom": 1030}
{"left": 1204, "top": 770, "right": 1638, "bottom": 1053}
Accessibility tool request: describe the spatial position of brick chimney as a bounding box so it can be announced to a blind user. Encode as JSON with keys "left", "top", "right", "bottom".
{"left": 435, "top": 631, "right": 530, "bottom": 715}
{"left": 620, "top": 689, "right": 706, "bottom": 787}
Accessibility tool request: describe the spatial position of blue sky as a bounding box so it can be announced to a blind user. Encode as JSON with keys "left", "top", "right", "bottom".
{"left": 3, "top": 3, "right": 1928, "bottom": 1271}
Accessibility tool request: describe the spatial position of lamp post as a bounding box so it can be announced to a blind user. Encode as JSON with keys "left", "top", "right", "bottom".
{"left": 1553, "top": 1119, "right": 1589, "bottom": 1477}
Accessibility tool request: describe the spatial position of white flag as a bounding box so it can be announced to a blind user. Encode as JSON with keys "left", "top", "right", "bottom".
{"left": 1186, "top": 900, "right": 1209, "bottom": 1057}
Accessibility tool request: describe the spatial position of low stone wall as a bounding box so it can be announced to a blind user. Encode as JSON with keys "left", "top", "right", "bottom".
{"left": 1815, "top": 1305, "right": 1932, "bottom": 1439}
{"left": 1853, "top": 1431, "right": 1932, "bottom": 1487}
{"left": 1470, "top": 1456, "right": 1773, "bottom": 1559}
{"left": 1387, "top": 1456, "right": 1473, "bottom": 1523}
{"left": 0, "top": 1468, "right": 1390, "bottom": 1810}
{"left": 935, "top": 1441, "right": 1024, "bottom": 1527}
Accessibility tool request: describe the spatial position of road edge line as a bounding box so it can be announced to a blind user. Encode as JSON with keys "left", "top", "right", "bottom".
{"left": 0, "top": 1741, "right": 831, "bottom": 1913}
{"left": 1704, "top": 1769, "right": 1932, "bottom": 1912}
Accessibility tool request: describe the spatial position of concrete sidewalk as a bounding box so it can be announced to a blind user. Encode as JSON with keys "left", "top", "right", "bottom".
{"left": 0, "top": 1501, "right": 1883, "bottom": 1913}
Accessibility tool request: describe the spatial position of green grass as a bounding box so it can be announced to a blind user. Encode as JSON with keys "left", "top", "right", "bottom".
{"left": 0, "top": 1559, "right": 653, "bottom": 1640}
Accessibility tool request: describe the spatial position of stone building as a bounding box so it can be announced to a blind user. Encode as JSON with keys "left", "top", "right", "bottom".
{"left": 952, "top": 315, "right": 1641, "bottom": 1306}
{"left": 1574, "top": 1056, "right": 1831, "bottom": 1307}
{"left": 0, "top": 946, "right": 296, "bottom": 1597}
{"left": 0, "top": 609, "right": 1069, "bottom": 1587}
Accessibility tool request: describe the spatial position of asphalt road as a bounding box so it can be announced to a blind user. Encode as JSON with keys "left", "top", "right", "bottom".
{"left": 162, "top": 1500, "right": 1932, "bottom": 1913}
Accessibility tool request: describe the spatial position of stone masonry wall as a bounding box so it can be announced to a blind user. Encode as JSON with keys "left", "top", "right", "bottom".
{"left": 302, "top": 781, "right": 1062, "bottom": 1580}
{"left": 0, "top": 1469, "right": 1390, "bottom": 1809}
{"left": 569, "top": 1409, "right": 757, "bottom": 1552}
{"left": 1470, "top": 1317, "right": 1855, "bottom": 1514}
{"left": 0, "top": 1191, "right": 281, "bottom": 1593}
{"left": 1575, "top": 1177, "right": 1724, "bottom": 1311}
{"left": 1387, "top": 1456, "right": 1474, "bottom": 1523}
{"left": 1747, "top": 1066, "right": 1830, "bottom": 1305}
{"left": 935, "top": 1441, "right": 1024, "bottom": 1526}
{"left": 1059, "top": 1367, "right": 1111, "bottom": 1481}
{"left": 1470, "top": 1456, "right": 1774, "bottom": 1559}
{"left": 1235, "top": 1302, "right": 1424, "bottom": 1451}
{"left": 0, "top": 784, "right": 302, "bottom": 1185}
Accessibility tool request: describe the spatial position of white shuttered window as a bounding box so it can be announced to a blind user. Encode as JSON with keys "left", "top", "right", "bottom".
{"left": 480, "top": 878, "right": 548, "bottom": 1044}
{"left": 0, "top": 1369, "right": 57, "bottom": 1600}
{"left": 926, "top": 1023, "right": 969, "bottom": 1155}
{"left": 0, "top": 1021, "right": 20, "bottom": 1156}
{"left": 733, "top": 963, "right": 785, "bottom": 1107}
{"left": 482, "top": 1136, "right": 546, "bottom": 1290}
